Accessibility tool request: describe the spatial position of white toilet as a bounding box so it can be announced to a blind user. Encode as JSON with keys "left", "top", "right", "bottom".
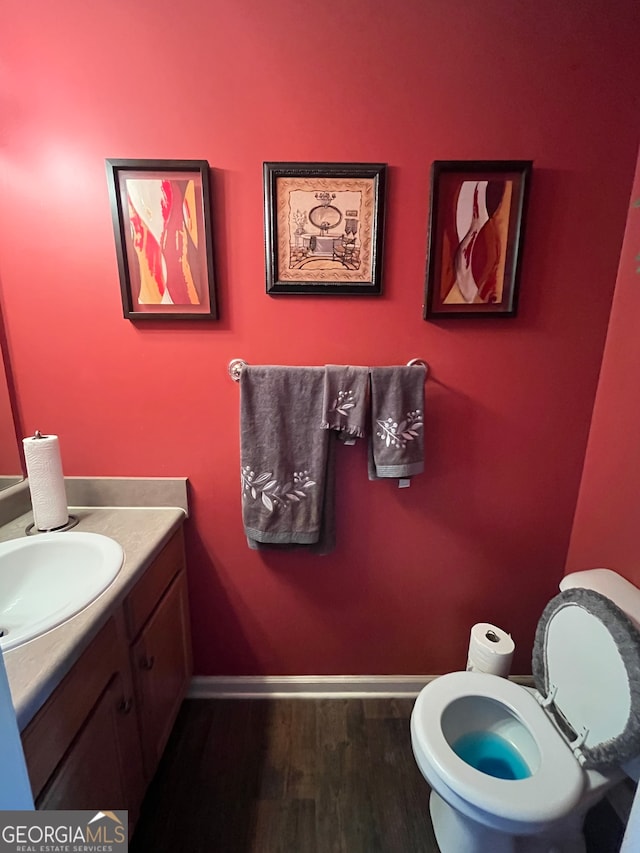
{"left": 411, "top": 569, "right": 640, "bottom": 853}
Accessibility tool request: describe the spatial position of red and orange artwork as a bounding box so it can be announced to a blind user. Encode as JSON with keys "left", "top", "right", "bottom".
{"left": 438, "top": 177, "right": 512, "bottom": 306}
{"left": 125, "top": 178, "right": 203, "bottom": 308}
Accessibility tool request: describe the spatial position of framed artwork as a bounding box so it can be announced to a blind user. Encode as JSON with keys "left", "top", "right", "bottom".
{"left": 263, "top": 162, "right": 387, "bottom": 295}
{"left": 424, "top": 160, "right": 532, "bottom": 318}
{"left": 105, "top": 159, "right": 217, "bottom": 319}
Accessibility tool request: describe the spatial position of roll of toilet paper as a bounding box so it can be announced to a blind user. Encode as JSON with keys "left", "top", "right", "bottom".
{"left": 466, "top": 623, "right": 515, "bottom": 678}
{"left": 22, "top": 433, "right": 69, "bottom": 531}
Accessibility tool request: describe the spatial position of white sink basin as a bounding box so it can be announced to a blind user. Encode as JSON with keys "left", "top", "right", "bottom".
{"left": 0, "top": 532, "right": 124, "bottom": 652}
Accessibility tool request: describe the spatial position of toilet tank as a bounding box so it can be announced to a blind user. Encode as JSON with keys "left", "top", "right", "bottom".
{"left": 560, "top": 569, "right": 640, "bottom": 631}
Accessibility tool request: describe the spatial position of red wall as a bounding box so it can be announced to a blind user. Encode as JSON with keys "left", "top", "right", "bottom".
{"left": 1, "top": 1, "right": 639, "bottom": 675}
{"left": 566, "top": 149, "right": 640, "bottom": 583}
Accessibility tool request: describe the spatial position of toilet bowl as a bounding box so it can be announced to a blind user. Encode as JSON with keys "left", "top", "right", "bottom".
{"left": 411, "top": 573, "right": 640, "bottom": 853}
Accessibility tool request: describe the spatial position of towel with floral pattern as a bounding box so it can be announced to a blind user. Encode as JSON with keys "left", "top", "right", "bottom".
{"left": 321, "top": 365, "right": 369, "bottom": 439}
{"left": 368, "top": 365, "right": 426, "bottom": 480}
{"left": 240, "top": 365, "right": 335, "bottom": 553}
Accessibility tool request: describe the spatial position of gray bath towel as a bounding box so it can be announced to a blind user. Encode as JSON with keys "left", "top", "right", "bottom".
{"left": 321, "top": 365, "right": 369, "bottom": 439}
{"left": 368, "top": 365, "right": 426, "bottom": 480}
{"left": 240, "top": 365, "right": 335, "bottom": 554}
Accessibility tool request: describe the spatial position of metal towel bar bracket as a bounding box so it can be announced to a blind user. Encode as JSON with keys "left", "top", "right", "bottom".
{"left": 228, "top": 358, "right": 428, "bottom": 381}
{"left": 228, "top": 358, "right": 248, "bottom": 381}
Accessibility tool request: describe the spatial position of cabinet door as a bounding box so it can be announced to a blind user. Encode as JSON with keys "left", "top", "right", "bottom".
{"left": 132, "top": 570, "right": 192, "bottom": 779}
{"left": 23, "top": 615, "right": 145, "bottom": 821}
{"left": 37, "top": 671, "right": 143, "bottom": 826}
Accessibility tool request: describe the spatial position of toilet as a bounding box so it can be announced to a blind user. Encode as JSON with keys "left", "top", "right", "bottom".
{"left": 411, "top": 569, "right": 640, "bottom": 853}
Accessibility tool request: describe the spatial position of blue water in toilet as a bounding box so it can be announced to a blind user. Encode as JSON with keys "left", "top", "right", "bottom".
{"left": 452, "top": 731, "right": 531, "bottom": 780}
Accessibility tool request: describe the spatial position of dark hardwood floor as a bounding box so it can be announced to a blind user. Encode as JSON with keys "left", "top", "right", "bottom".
{"left": 131, "top": 698, "right": 437, "bottom": 852}
{"left": 130, "top": 698, "right": 625, "bottom": 853}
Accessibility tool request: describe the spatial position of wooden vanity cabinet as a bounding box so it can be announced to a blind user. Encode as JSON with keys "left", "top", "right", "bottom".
{"left": 20, "top": 526, "right": 192, "bottom": 828}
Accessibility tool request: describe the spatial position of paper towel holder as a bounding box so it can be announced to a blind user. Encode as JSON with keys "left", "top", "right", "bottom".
{"left": 25, "top": 516, "right": 79, "bottom": 536}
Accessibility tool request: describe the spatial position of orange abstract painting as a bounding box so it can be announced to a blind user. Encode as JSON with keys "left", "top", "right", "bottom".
{"left": 106, "top": 160, "right": 217, "bottom": 320}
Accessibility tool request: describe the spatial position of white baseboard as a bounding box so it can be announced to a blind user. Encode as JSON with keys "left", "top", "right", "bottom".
{"left": 188, "top": 674, "right": 534, "bottom": 699}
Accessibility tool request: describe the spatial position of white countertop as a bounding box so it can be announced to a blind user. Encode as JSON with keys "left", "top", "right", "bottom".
{"left": 0, "top": 506, "right": 185, "bottom": 730}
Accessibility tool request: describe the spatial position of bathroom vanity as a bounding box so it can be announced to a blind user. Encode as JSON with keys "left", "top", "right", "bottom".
{"left": 0, "top": 490, "right": 191, "bottom": 832}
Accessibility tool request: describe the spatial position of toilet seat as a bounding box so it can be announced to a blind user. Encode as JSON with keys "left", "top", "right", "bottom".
{"left": 411, "top": 671, "right": 585, "bottom": 826}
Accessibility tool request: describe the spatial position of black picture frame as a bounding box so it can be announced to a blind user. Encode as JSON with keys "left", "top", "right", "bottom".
{"left": 264, "top": 162, "right": 387, "bottom": 295}
{"left": 424, "top": 160, "right": 532, "bottom": 318}
{"left": 105, "top": 158, "right": 218, "bottom": 320}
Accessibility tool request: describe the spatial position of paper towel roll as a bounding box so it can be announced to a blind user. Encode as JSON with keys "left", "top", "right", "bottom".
{"left": 22, "top": 432, "right": 69, "bottom": 531}
{"left": 466, "top": 622, "right": 515, "bottom": 678}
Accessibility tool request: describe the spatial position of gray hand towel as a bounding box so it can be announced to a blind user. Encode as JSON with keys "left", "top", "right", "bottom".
{"left": 368, "top": 365, "right": 426, "bottom": 480}
{"left": 321, "top": 365, "right": 369, "bottom": 439}
{"left": 240, "top": 365, "right": 335, "bottom": 554}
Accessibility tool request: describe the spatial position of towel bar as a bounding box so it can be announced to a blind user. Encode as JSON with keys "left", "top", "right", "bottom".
{"left": 228, "top": 358, "right": 429, "bottom": 381}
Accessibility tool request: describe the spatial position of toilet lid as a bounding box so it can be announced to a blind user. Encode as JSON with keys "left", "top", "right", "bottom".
{"left": 532, "top": 588, "right": 640, "bottom": 769}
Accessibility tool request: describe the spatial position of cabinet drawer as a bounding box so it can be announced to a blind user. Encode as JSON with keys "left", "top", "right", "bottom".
{"left": 22, "top": 617, "right": 123, "bottom": 799}
{"left": 125, "top": 528, "right": 185, "bottom": 641}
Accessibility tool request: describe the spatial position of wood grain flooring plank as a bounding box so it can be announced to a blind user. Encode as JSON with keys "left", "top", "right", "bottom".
{"left": 362, "top": 696, "right": 415, "bottom": 720}
{"left": 342, "top": 699, "right": 386, "bottom": 853}
{"left": 314, "top": 700, "right": 351, "bottom": 853}
{"left": 365, "top": 714, "right": 437, "bottom": 852}
{"left": 253, "top": 699, "right": 290, "bottom": 801}
{"left": 250, "top": 798, "right": 317, "bottom": 853}
{"left": 285, "top": 699, "right": 318, "bottom": 800}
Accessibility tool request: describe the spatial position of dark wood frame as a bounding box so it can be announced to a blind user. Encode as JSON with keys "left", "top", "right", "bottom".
{"left": 264, "top": 162, "right": 387, "bottom": 295}
{"left": 424, "top": 160, "right": 532, "bottom": 318}
{"left": 106, "top": 159, "right": 217, "bottom": 320}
